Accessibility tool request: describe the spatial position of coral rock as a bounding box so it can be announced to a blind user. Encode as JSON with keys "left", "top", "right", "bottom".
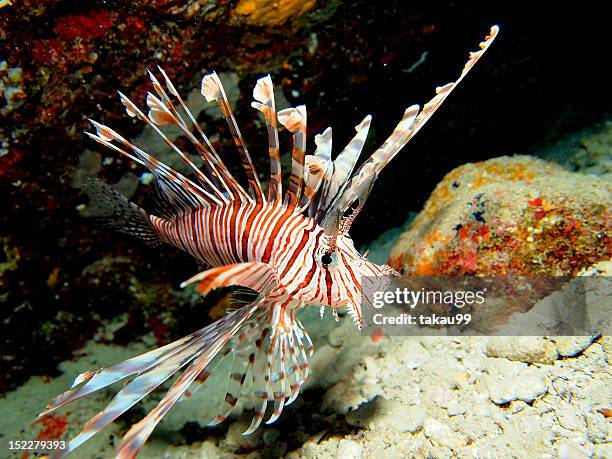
{"left": 233, "top": 0, "right": 316, "bottom": 27}
{"left": 389, "top": 156, "right": 611, "bottom": 276}
{"left": 484, "top": 358, "right": 548, "bottom": 404}
{"left": 485, "top": 336, "right": 559, "bottom": 364}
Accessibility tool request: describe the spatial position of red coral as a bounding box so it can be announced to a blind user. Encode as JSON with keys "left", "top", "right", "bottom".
{"left": 0, "top": 148, "right": 25, "bottom": 180}
{"left": 126, "top": 16, "right": 146, "bottom": 32}
{"left": 528, "top": 196, "right": 543, "bottom": 207}
{"left": 32, "top": 39, "right": 64, "bottom": 65}
{"left": 33, "top": 413, "right": 69, "bottom": 440}
{"left": 54, "top": 10, "right": 114, "bottom": 41}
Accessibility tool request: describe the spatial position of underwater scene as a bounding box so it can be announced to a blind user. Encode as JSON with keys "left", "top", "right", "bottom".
{"left": 1, "top": 1, "right": 610, "bottom": 458}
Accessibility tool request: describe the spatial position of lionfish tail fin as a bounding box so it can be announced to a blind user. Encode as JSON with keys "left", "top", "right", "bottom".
{"left": 83, "top": 178, "right": 161, "bottom": 246}
{"left": 43, "top": 295, "right": 267, "bottom": 458}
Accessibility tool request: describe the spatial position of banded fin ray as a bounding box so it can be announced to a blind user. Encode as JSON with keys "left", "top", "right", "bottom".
{"left": 206, "top": 314, "right": 261, "bottom": 426}
{"left": 119, "top": 91, "right": 228, "bottom": 206}
{"left": 321, "top": 25, "right": 499, "bottom": 231}
{"left": 147, "top": 68, "right": 250, "bottom": 203}
{"left": 202, "top": 72, "right": 265, "bottom": 204}
{"left": 181, "top": 261, "right": 278, "bottom": 296}
{"left": 251, "top": 75, "right": 283, "bottom": 204}
{"left": 45, "top": 294, "right": 267, "bottom": 458}
{"left": 86, "top": 120, "right": 213, "bottom": 211}
{"left": 278, "top": 105, "right": 307, "bottom": 209}
{"left": 312, "top": 115, "right": 372, "bottom": 221}
{"left": 299, "top": 154, "right": 328, "bottom": 213}
{"left": 113, "top": 298, "right": 264, "bottom": 457}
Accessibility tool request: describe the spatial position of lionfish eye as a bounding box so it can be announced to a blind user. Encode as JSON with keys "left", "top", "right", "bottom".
{"left": 319, "top": 251, "right": 338, "bottom": 268}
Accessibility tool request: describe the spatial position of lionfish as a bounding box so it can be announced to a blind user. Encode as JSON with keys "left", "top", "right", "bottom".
{"left": 39, "top": 26, "right": 498, "bottom": 457}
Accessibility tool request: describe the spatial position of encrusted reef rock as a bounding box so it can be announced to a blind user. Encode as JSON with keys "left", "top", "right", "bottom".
{"left": 389, "top": 155, "right": 611, "bottom": 276}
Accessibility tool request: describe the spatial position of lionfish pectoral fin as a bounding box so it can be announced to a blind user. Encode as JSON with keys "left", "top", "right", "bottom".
{"left": 202, "top": 302, "right": 314, "bottom": 435}
{"left": 180, "top": 262, "right": 277, "bottom": 297}
{"left": 43, "top": 295, "right": 267, "bottom": 458}
{"left": 83, "top": 178, "right": 162, "bottom": 246}
{"left": 243, "top": 309, "right": 313, "bottom": 435}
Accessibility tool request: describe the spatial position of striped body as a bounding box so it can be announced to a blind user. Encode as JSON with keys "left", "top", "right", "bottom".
{"left": 39, "top": 26, "right": 499, "bottom": 458}
{"left": 153, "top": 201, "right": 388, "bottom": 315}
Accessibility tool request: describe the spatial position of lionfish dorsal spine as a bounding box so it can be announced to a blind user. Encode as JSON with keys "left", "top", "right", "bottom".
{"left": 202, "top": 72, "right": 265, "bottom": 204}
{"left": 321, "top": 25, "right": 499, "bottom": 232}
{"left": 148, "top": 67, "right": 242, "bottom": 202}
{"left": 252, "top": 74, "right": 283, "bottom": 204}
{"left": 117, "top": 89, "right": 228, "bottom": 207}
{"left": 87, "top": 117, "right": 213, "bottom": 210}
{"left": 277, "top": 105, "right": 308, "bottom": 209}
{"left": 313, "top": 114, "right": 372, "bottom": 221}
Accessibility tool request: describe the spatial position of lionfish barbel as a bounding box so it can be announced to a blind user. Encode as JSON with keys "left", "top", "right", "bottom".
{"left": 40, "top": 26, "right": 498, "bottom": 457}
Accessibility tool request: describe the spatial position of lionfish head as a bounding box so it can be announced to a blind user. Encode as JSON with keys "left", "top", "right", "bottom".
{"left": 302, "top": 24, "right": 500, "bottom": 328}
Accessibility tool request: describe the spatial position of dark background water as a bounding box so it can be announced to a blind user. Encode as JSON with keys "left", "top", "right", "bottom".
{"left": 0, "top": 0, "right": 609, "bottom": 392}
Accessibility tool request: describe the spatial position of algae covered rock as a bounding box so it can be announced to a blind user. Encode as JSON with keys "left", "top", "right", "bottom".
{"left": 389, "top": 155, "right": 611, "bottom": 276}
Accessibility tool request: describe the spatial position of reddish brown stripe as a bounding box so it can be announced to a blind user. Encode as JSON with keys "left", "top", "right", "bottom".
{"left": 196, "top": 369, "right": 210, "bottom": 383}
{"left": 339, "top": 253, "right": 360, "bottom": 302}
{"left": 278, "top": 220, "right": 316, "bottom": 279}
{"left": 325, "top": 268, "right": 333, "bottom": 305}
{"left": 228, "top": 200, "right": 242, "bottom": 262}
{"left": 294, "top": 231, "right": 323, "bottom": 291}
{"left": 255, "top": 327, "right": 270, "bottom": 348}
{"left": 207, "top": 207, "right": 224, "bottom": 264}
{"left": 261, "top": 207, "right": 294, "bottom": 263}
{"left": 241, "top": 202, "right": 262, "bottom": 260}
{"left": 312, "top": 270, "right": 322, "bottom": 301}
{"left": 190, "top": 209, "right": 197, "bottom": 249}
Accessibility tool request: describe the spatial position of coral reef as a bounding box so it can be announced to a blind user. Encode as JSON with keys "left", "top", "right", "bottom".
{"left": 1, "top": 5, "right": 610, "bottom": 458}
{"left": 389, "top": 156, "right": 611, "bottom": 277}
{"left": 1, "top": 1, "right": 609, "bottom": 395}
{"left": 0, "top": 0, "right": 328, "bottom": 393}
